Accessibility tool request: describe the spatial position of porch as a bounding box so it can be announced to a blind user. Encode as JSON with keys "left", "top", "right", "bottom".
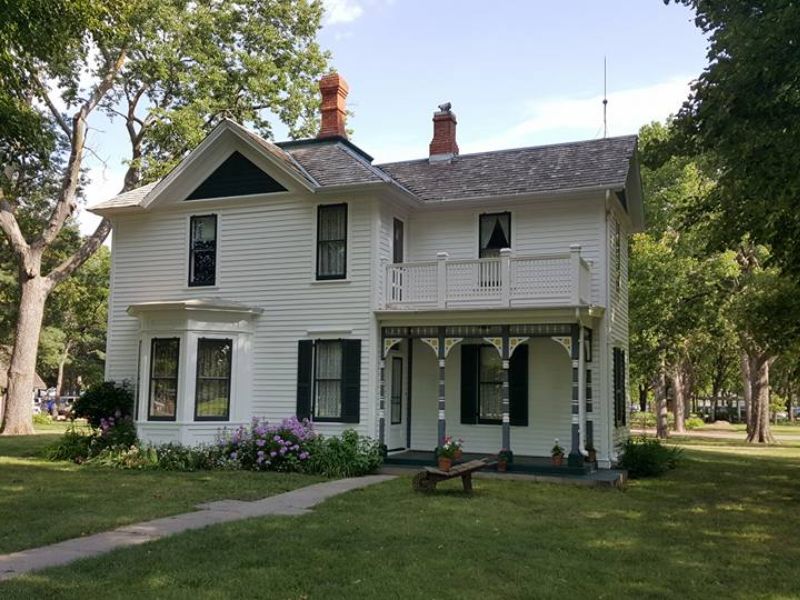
{"left": 382, "top": 246, "right": 592, "bottom": 310}
{"left": 378, "top": 321, "right": 597, "bottom": 467}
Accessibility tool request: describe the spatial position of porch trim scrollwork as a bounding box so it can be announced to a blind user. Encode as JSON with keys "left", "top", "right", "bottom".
{"left": 443, "top": 337, "right": 463, "bottom": 358}
{"left": 551, "top": 336, "right": 572, "bottom": 357}
{"left": 508, "top": 336, "right": 529, "bottom": 357}
{"left": 483, "top": 337, "right": 504, "bottom": 358}
{"left": 382, "top": 337, "right": 402, "bottom": 358}
{"left": 420, "top": 337, "right": 440, "bottom": 357}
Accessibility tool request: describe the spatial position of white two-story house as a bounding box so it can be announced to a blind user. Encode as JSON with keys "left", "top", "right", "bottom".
{"left": 90, "top": 73, "right": 643, "bottom": 471}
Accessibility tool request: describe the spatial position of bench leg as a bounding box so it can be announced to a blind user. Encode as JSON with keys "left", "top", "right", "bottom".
{"left": 412, "top": 472, "right": 436, "bottom": 493}
{"left": 462, "top": 473, "right": 473, "bottom": 494}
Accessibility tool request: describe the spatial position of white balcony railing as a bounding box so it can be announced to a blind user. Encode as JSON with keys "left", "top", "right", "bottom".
{"left": 383, "top": 245, "right": 592, "bottom": 310}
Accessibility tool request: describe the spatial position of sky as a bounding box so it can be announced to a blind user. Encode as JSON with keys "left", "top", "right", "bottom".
{"left": 78, "top": 0, "right": 708, "bottom": 235}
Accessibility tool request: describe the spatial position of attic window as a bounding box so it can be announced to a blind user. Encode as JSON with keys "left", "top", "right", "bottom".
{"left": 479, "top": 212, "right": 511, "bottom": 258}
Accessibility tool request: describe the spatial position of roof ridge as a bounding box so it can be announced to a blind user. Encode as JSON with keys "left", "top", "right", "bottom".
{"left": 376, "top": 134, "right": 638, "bottom": 167}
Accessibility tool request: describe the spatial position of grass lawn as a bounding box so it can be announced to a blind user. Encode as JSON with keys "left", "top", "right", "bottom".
{"left": 0, "top": 428, "right": 321, "bottom": 554}
{"left": 1, "top": 435, "right": 799, "bottom": 599}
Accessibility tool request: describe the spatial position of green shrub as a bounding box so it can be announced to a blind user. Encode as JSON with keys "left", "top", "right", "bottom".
{"left": 685, "top": 416, "right": 705, "bottom": 430}
{"left": 72, "top": 381, "right": 134, "bottom": 427}
{"left": 32, "top": 413, "right": 51, "bottom": 426}
{"left": 45, "top": 426, "right": 96, "bottom": 462}
{"left": 619, "top": 436, "right": 682, "bottom": 478}
{"left": 304, "top": 429, "right": 383, "bottom": 478}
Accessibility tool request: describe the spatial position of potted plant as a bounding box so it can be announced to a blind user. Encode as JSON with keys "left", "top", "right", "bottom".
{"left": 551, "top": 439, "right": 565, "bottom": 466}
{"left": 435, "top": 436, "right": 463, "bottom": 471}
{"left": 497, "top": 449, "right": 513, "bottom": 472}
{"left": 585, "top": 443, "right": 597, "bottom": 463}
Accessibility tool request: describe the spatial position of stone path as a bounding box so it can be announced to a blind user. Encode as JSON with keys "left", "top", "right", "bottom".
{"left": 0, "top": 474, "right": 395, "bottom": 582}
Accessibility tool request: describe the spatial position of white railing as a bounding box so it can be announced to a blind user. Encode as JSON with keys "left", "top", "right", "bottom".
{"left": 383, "top": 246, "right": 592, "bottom": 310}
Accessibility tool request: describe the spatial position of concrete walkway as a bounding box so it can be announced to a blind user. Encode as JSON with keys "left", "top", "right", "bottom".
{"left": 0, "top": 474, "right": 394, "bottom": 582}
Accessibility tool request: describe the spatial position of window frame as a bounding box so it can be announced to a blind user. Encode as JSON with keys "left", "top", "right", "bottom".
{"left": 188, "top": 214, "right": 218, "bottom": 287}
{"left": 312, "top": 339, "right": 344, "bottom": 421}
{"left": 390, "top": 356, "right": 403, "bottom": 425}
{"left": 613, "top": 347, "right": 627, "bottom": 427}
{"left": 148, "top": 337, "right": 180, "bottom": 422}
{"left": 478, "top": 211, "right": 512, "bottom": 259}
{"left": 316, "top": 203, "right": 348, "bottom": 281}
{"left": 477, "top": 345, "right": 504, "bottom": 424}
{"left": 392, "top": 217, "right": 405, "bottom": 264}
{"left": 194, "top": 337, "right": 233, "bottom": 422}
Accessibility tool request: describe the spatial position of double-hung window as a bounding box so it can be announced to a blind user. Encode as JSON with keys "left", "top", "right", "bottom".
{"left": 477, "top": 346, "right": 503, "bottom": 423}
{"left": 461, "top": 343, "right": 528, "bottom": 427}
{"left": 479, "top": 212, "right": 511, "bottom": 258}
{"left": 316, "top": 204, "right": 347, "bottom": 280}
{"left": 149, "top": 338, "right": 180, "bottom": 420}
{"left": 296, "top": 339, "right": 361, "bottom": 423}
{"left": 195, "top": 338, "right": 232, "bottom": 421}
{"left": 189, "top": 215, "right": 217, "bottom": 286}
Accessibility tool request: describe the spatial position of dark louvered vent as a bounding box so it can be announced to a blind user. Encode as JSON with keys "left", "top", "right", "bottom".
{"left": 186, "top": 151, "right": 286, "bottom": 200}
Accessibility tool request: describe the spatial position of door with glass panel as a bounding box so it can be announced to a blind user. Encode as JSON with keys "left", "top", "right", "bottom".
{"left": 387, "top": 355, "right": 406, "bottom": 450}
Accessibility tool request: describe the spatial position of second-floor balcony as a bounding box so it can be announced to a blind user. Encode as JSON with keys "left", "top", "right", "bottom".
{"left": 383, "top": 245, "right": 592, "bottom": 310}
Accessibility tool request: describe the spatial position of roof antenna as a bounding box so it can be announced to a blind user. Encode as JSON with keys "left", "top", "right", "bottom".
{"left": 602, "top": 56, "right": 608, "bottom": 138}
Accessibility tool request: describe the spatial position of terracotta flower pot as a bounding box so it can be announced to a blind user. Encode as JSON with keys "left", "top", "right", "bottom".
{"left": 454, "top": 449, "right": 463, "bottom": 461}
{"left": 552, "top": 455, "right": 563, "bottom": 467}
{"left": 438, "top": 457, "right": 452, "bottom": 471}
{"left": 497, "top": 460, "right": 508, "bottom": 472}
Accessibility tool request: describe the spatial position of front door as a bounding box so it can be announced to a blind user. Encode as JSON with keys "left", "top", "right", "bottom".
{"left": 387, "top": 355, "right": 406, "bottom": 450}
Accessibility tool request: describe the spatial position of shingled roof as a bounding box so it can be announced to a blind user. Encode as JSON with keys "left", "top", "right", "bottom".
{"left": 89, "top": 125, "right": 638, "bottom": 212}
{"left": 376, "top": 135, "right": 638, "bottom": 202}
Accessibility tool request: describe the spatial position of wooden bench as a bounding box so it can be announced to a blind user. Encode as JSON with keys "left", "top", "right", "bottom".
{"left": 412, "top": 458, "right": 495, "bottom": 494}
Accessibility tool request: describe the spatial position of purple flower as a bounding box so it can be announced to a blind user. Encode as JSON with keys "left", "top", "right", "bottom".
{"left": 270, "top": 451, "right": 277, "bottom": 458}
{"left": 299, "top": 452, "right": 309, "bottom": 460}
{"left": 256, "top": 439, "right": 266, "bottom": 447}
{"left": 273, "top": 435, "right": 281, "bottom": 442}
{"left": 279, "top": 446, "right": 287, "bottom": 455}
{"left": 230, "top": 451, "right": 238, "bottom": 460}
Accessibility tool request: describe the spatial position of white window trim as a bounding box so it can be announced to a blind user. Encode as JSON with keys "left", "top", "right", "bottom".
{"left": 184, "top": 213, "right": 221, "bottom": 291}
{"left": 310, "top": 201, "right": 351, "bottom": 283}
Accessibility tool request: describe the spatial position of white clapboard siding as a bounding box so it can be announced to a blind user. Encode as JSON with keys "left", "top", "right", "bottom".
{"left": 405, "top": 197, "right": 606, "bottom": 306}
{"left": 106, "top": 193, "right": 379, "bottom": 440}
{"left": 410, "top": 338, "right": 572, "bottom": 456}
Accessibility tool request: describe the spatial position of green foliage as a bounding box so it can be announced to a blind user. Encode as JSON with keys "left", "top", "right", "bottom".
{"left": 44, "top": 426, "right": 96, "bottom": 462}
{"left": 685, "top": 416, "right": 705, "bottom": 430}
{"left": 89, "top": 443, "right": 222, "bottom": 471}
{"left": 619, "top": 436, "right": 682, "bottom": 478}
{"left": 304, "top": 430, "right": 383, "bottom": 478}
{"left": 71, "top": 381, "right": 133, "bottom": 427}
{"left": 32, "top": 413, "right": 51, "bottom": 426}
{"left": 666, "top": 1, "right": 800, "bottom": 280}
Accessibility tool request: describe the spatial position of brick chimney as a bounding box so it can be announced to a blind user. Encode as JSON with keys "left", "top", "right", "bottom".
{"left": 317, "top": 72, "right": 349, "bottom": 139}
{"left": 429, "top": 102, "right": 459, "bottom": 161}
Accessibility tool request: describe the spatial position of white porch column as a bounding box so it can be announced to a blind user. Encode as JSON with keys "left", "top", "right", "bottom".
{"left": 501, "top": 327, "right": 511, "bottom": 450}
{"left": 500, "top": 248, "right": 512, "bottom": 307}
{"left": 378, "top": 357, "right": 386, "bottom": 449}
{"left": 578, "top": 325, "right": 587, "bottom": 454}
{"left": 437, "top": 328, "right": 447, "bottom": 446}
{"left": 569, "top": 244, "right": 582, "bottom": 306}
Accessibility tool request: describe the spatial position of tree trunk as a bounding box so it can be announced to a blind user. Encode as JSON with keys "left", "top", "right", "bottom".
{"left": 2, "top": 276, "right": 49, "bottom": 435}
{"left": 747, "top": 354, "right": 775, "bottom": 444}
{"left": 638, "top": 383, "right": 648, "bottom": 412}
{"left": 655, "top": 371, "right": 669, "bottom": 439}
{"left": 55, "top": 340, "right": 73, "bottom": 398}
{"left": 788, "top": 386, "right": 794, "bottom": 422}
{"left": 672, "top": 368, "right": 686, "bottom": 433}
{"left": 740, "top": 352, "right": 752, "bottom": 431}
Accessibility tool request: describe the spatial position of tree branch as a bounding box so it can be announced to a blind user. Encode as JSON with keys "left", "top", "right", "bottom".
{"left": 31, "top": 73, "right": 71, "bottom": 137}
{"left": 35, "top": 48, "right": 127, "bottom": 249}
{"left": 46, "top": 218, "right": 112, "bottom": 288}
{"left": 0, "top": 198, "right": 30, "bottom": 257}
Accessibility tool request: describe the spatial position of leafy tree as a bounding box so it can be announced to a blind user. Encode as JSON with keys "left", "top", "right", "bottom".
{"left": 0, "top": 0, "right": 329, "bottom": 434}
{"left": 666, "top": 1, "right": 800, "bottom": 279}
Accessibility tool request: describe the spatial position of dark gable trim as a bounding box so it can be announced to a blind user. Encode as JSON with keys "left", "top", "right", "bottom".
{"left": 186, "top": 151, "right": 286, "bottom": 200}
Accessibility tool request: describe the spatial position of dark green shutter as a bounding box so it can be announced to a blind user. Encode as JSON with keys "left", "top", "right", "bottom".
{"left": 296, "top": 340, "right": 313, "bottom": 420}
{"left": 340, "top": 339, "right": 361, "bottom": 423}
{"left": 509, "top": 344, "right": 529, "bottom": 426}
{"left": 461, "top": 344, "right": 478, "bottom": 424}
{"left": 613, "top": 347, "right": 627, "bottom": 427}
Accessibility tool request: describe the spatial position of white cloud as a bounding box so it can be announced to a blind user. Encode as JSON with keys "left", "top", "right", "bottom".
{"left": 76, "top": 165, "right": 125, "bottom": 240}
{"left": 323, "top": 0, "right": 364, "bottom": 25}
{"left": 461, "top": 76, "right": 693, "bottom": 153}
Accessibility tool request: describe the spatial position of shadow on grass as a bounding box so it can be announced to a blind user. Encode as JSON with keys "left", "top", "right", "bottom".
{"left": 1, "top": 446, "right": 798, "bottom": 599}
